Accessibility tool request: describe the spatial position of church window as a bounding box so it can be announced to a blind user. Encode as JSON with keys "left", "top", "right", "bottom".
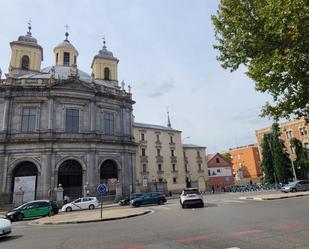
{"left": 157, "top": 149, "right": 160, "bottom": 156}
{"left": 142, "top": 164, "right": 147, "bottom": 173}
{"left": 172, "top": 164, "right": 176, "bottom": 172}
{"left": 104, "top": 112, "right": 114, "bottom": 135}
{"left": 21, "top": 55, "right": 30, "bottom": 70}
{"left": 104, "top": 67, "right": 110, "bottom": 80}
{"left": 63, "top": 52, "right": 70, "bottom": 66}
{"left": 74, "top": 56, "right": 77, "bottom": 64}
{"left": 56, "top": 53, "right": 59, "bottom": 64}
{"left": 198, "top": 164, "right": 202, "bottom": 171}
{"left": 21, "top": 107, "right": 37, "bottom": 132}
{"left": 142, "top": 148, "right": 146, "bottom": 156}
{"left": 173, "top": 177, "right": 177, "bottom": 183}
{"left": 216, "top": 158, "right": 220, "bottom": 163}
{"left": 66, "top": 109, "right": 79, "bottom": 132}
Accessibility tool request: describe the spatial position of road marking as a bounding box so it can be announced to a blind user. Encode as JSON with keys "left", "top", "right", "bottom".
{"left": 283, "top": 223, "right": 304, "bottom": 229}
{"left": 231, "top": 229, "right": 264, "bottom": 236}
{"left": 176, "top": 236, "right": 209, "bottom": 244}
{"left": 116, "top": 245, "right": 144, "bottom": 249}
{"left": 225, "top": 247, "right": 241, "bottom": 249}
{"left": 222, "top": 200, "right": 245, "bottom": 203}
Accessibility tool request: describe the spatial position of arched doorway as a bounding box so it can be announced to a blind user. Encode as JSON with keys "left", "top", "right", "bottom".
{"left": 100, "top": 160, "right": 118, "bottom": 194}
{"left": 58, "top": 160, "right": 83, "bottom": 200}
{"left": 11, "top": 161, "right": 38, "bottom": 202}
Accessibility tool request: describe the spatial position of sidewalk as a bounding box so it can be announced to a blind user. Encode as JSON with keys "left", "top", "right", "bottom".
{"left": 239, "top": 191, "right": 309, "bottom": 201}
{"left": 32, "top": 207, "right": 150, "bottom": 225}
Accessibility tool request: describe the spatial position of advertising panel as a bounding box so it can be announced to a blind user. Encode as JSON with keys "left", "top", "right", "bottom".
{"left": 13, "top": 176, "right": 36, "bottom": 203}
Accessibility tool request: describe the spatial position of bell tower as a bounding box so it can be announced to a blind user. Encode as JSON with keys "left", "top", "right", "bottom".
{"left": 91, "top": 38, "right": 118, "bottom": 81}
{"left": 9, "top": 22, "right": 43, "bottom": 72}
{"left": 53, "top": 26, "right": 79, "bottom": 67}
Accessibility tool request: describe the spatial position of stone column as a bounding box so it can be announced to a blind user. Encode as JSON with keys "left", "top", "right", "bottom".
{"left": 55, "top": 184, "right": 64, "bottom": 207}
{"left": 88, "top": 148, "right": 96, "bottom": 194}
{"left": 2, "top": 98, "right": 10, "bottom": 131}
{"left": 40, "top": 153, "right": 52, "bottom": 199}
{"left": 48, "top": 98, "right": 54, "bottom": 130}
{"left": 90, "top": 101, "right": 96, "bottom": 132}
{"left": 3, "top": 155, "right": 9, "bottom": 194}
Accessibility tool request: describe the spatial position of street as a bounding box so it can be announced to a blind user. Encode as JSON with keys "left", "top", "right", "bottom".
{"left": 1, "top": 193, "right": 309, "bottom": 249}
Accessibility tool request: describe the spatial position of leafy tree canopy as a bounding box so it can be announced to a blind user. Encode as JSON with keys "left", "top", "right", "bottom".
{"left": 212, "top": 0, "right": 309, "bottom": 120}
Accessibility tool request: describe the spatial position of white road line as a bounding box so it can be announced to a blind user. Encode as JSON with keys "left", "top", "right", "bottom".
{"left": 225, "top": 247, "right": 241, "bottom": 249}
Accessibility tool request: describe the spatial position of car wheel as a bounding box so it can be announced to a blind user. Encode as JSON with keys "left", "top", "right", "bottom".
{"left": 89, "top": 204, "right": 95, "bottom": 210}
{"left": 292, "top": 188, "right": 297, "bottom": 192}
{"left": 200, "top": 202, "right": 204, "bottom": 208}
{"left": 16, "top": 213, "right": 24, "bottom": 221}
{"left": 134, "top": 202, "right": 141, "bottom": 207}
{"left": 181, "top": 203, "right": 185, "bottom": 209}
{"left": 158, "top": 200, "right": 163, "bottom": 205}
{"left": 66, "top": 206, "right": 72, "bottom": 212}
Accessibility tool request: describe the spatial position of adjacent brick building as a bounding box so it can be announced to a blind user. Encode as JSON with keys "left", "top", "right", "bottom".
{"left": 229, "top": 144, "right": 262, "bottom": 184}
{"left": 207, "top": 153, "right": 233, "bottom": 189}
{"left": 256, "top": 118, "right": 309, "bottom": 161}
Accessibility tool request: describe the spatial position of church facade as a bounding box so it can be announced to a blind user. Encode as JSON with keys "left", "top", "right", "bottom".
{"left": 0, "top": 25, "right": 136, "bottom": 203}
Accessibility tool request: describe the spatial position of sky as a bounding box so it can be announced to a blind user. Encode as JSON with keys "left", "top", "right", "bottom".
{"left": 0, "top": 0, "right": 275, "bottom": 153}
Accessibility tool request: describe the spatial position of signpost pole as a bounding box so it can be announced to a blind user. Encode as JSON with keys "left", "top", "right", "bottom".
{"left": 100, "top": 193, "right": 103, "bottom": 220}
{"left": 97, "top": 183, "right": 107, "bottom": 220}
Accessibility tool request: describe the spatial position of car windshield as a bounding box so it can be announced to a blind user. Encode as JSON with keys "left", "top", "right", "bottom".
{"left": 184, "top": 189, "right": 200, "bottom": 195}
{"left": 286, "top": 181, "right": 298, "bottom": 186}
{"left": 13, "top": 202, "right": 31, "bottom": 210}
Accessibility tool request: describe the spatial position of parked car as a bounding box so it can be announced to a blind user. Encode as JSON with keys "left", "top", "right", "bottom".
{"left": 130, "top": 192, "right": 166, "bottom": 207}
{"left": 61, "top": 197, "right": 99, "bottom": 212}
{"left": 0, "top": 218, "right": 11, "bottom": 236}
{"left": 6, "top": 200, "right": 58, "bottom": 222}
{"left": 281, "top": 180, "right": 309, "bottom": 193}
{"left": 119, "top": 193, "right": 144, "bottom": 206}
{"left": 180, "top": 188, "right": 204, "bottom": 208}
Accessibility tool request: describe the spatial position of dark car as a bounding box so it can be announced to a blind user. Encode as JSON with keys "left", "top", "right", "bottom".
{"left": 119, "top": 193, "right": 144, "bottom": 206}
{"left": 130, "top": 192, "right": 166, "bottom": 207}
{"left": 6, "top": 200, "right": 59, "bottom": 222}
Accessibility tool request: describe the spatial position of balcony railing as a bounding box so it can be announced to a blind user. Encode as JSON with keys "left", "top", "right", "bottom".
{"left": 170, "top": 156, "right": 177, "bottom": 163}
{"left": 157, "top": 170, "right": 164, "bottom": 175}
{"left": 156, "top": 156, "right": 163, "bottom": 163}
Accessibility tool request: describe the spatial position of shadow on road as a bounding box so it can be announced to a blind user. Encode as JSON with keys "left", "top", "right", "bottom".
{"left": 0, "top": 235, "right": 23, "bottom": 242}
{"left": 204, "top": 203, "right": 218, "bottom": 208}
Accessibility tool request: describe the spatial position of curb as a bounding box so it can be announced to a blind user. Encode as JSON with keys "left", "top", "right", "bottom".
{"left": 32, "top": 210, "right": 152, "bottom": 226}
{"left": 240, "top": 193, "right": 308, "bottom": 201}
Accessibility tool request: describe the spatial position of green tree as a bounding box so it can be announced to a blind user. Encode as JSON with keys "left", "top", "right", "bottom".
{"left": 223, "top": 152, "right": 232, "bottom": 163}
{"left": 270, "top": 123, "right": 292, "bottom": 183}
{"left": 212, "top": 0, "right": 309, "bottom": 120}
{"left": 261, "top": 133, "right": 275, "bottom": 183}
{"left": 290, "top": 138, "right": 309, "bottom": 179}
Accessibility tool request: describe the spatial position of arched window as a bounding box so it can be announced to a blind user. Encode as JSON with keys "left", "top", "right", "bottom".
{"left": 21, "top": 55, "right": 30, "bottom": 70}
{"left": 104, "top": 67, "right": 110, "bottom": 80}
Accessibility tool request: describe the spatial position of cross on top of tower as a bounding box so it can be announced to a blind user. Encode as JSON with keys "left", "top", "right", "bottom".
{"left": 65, "top": 24, "right": 69, "bottom": 41}
{"left": 102, "top": 36, "right": 107, "bottom": 49}
{"left": 27, "top": 19, "right": 32, "bottom": 35}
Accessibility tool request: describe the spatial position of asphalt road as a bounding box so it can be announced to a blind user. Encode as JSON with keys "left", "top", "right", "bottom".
{"left": 1, "top": 192, "right": 309, "bottom": 249}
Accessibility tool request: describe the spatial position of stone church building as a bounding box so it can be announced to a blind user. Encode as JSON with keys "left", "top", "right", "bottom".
{"left": 0, "top": 25, "right": 136, "bottom": 203}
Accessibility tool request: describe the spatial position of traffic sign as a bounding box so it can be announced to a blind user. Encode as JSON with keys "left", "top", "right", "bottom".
{"left": 97, "top": 184, "right": 107, "bottom": 194}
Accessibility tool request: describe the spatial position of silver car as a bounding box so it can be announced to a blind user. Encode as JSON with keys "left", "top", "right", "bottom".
{"left": 281, "top": 180, "right": 309, "bottom": 193}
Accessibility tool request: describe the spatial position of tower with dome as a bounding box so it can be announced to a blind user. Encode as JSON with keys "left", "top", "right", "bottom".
{"left": 0, "top": 24, "right": 136, "bottom": 203}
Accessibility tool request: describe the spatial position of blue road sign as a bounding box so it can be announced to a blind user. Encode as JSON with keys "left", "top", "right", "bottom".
{"left": 97, "top": 184, "right": 107, "bottom": 194}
